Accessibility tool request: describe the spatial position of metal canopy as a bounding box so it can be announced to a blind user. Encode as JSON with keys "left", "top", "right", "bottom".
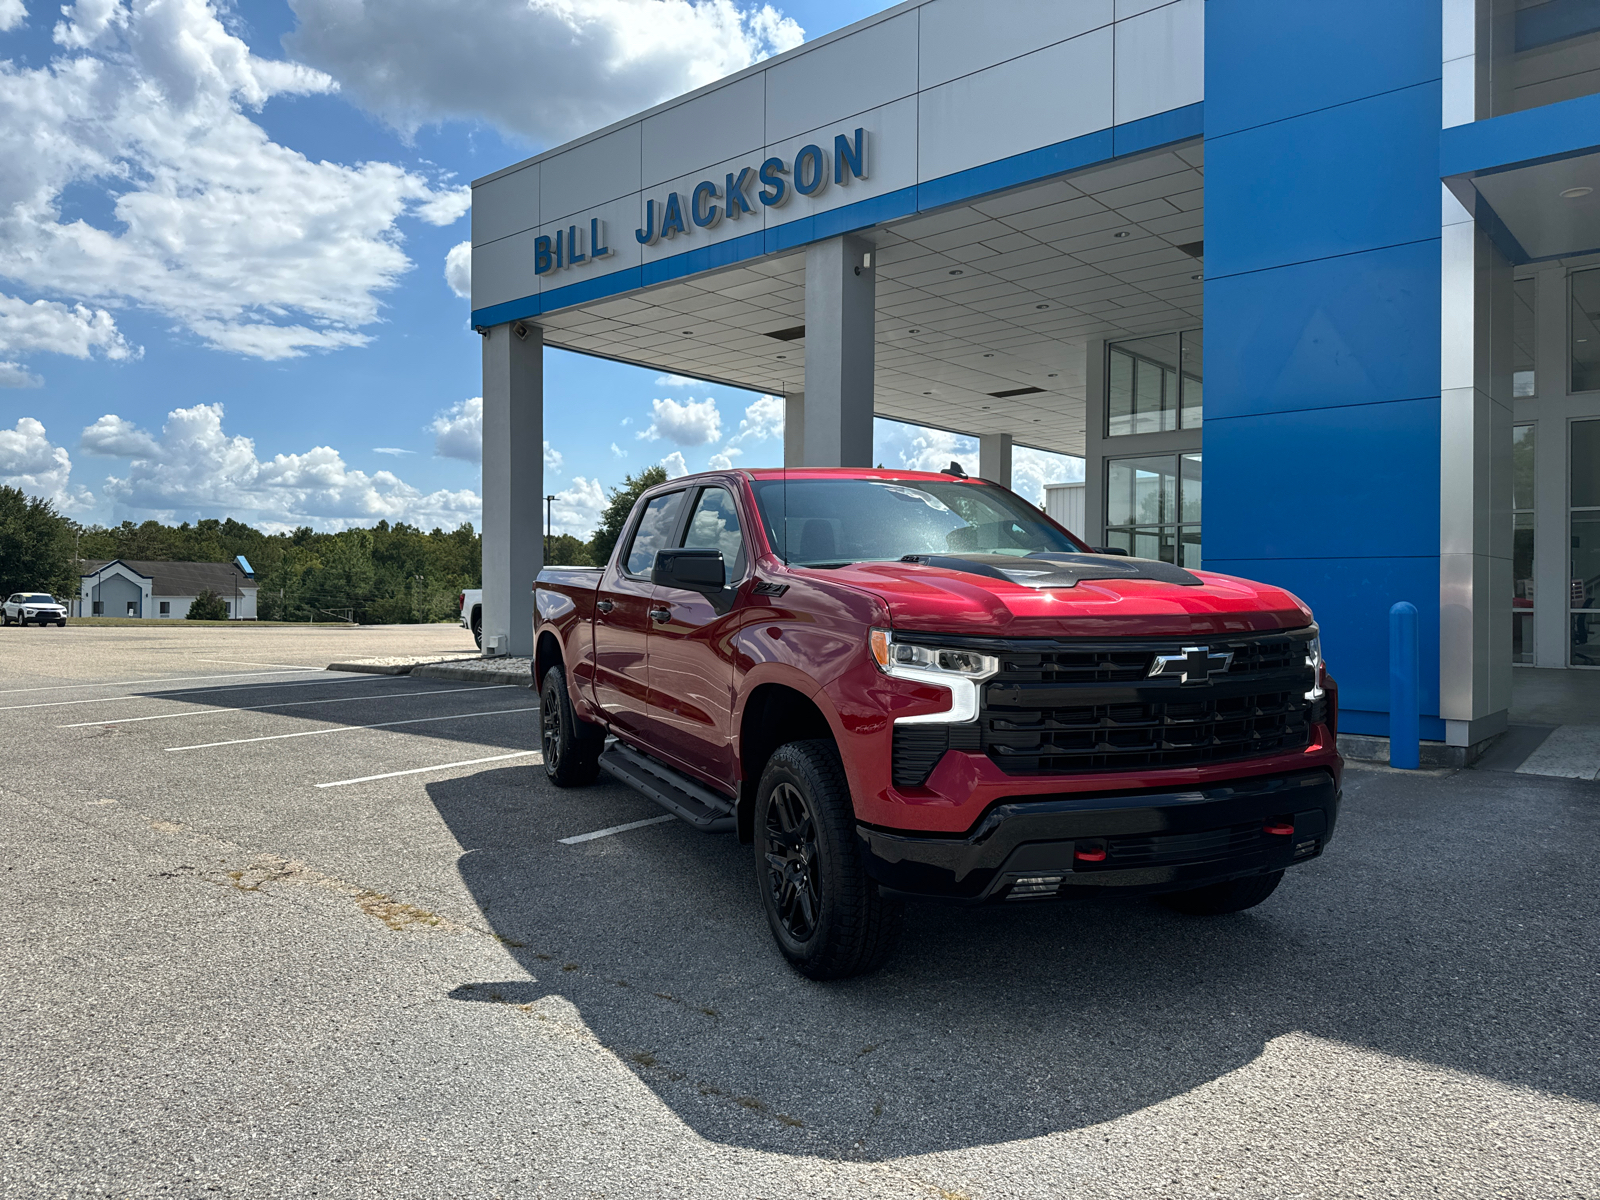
{"left": 534, "top": 142, "right": 1203, "bottom": 459}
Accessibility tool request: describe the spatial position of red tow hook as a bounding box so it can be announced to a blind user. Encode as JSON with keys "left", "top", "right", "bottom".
{"left": 1263, "top": 822, "right": 1295, "bottom": 836}
{"left": 1073, "top": 842, "right": 1107, "bottom": 863}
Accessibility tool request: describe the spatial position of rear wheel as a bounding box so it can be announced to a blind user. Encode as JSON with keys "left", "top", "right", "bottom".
{"left": 755, "top": 740, "right": 903, "bottom": 980}
{"left": 539, "top": 665, "right": 603, "bottom": 787}
{"left": 471, "top": 609, "right": 482, "bottom": 649}
{"left": 1159, "top": 870, "right": 1284, "bottom": 915}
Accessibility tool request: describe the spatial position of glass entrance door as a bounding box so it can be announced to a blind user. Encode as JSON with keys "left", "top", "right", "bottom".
{"left": 1570, "top": 419, "right": 1600, "bottom": 665}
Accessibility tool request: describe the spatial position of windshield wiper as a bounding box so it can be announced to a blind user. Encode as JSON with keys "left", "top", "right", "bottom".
{"left": 797, "top": 561, "right": 854, "bottom": 569}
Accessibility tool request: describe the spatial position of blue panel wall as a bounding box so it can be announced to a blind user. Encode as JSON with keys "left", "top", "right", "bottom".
{"left": 1205, "top": 1, "right": 1442, "bottom": 738}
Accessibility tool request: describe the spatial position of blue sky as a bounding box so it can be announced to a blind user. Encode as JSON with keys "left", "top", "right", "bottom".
{"left": 0, "top": 0, "right": 1080, "bottom": 537}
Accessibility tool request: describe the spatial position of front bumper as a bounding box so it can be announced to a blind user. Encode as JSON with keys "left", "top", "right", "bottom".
{"left": 857, "top": 768, "right": 1338, "bottom": 902}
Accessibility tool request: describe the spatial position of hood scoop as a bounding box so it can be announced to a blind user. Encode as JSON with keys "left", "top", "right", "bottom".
{"left": 898, "top": 552, "right": 1202, "bottom": 589}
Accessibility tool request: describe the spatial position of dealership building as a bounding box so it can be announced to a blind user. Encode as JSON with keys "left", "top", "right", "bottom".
{"left": 469, "top": 0, "right": 1600, "bottom": 755}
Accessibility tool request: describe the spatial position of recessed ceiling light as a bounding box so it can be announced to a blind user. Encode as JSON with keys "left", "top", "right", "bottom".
{"left": 776, "top": 354, "right": 786, "bottom": 359}
{"left": 1036, "top": 304, "right": 1049, "bottom": 310}
{"left": 1562, "top": 186, "right": 1594, "bottom": 199}
{"left": 909, "top": 328, "right": 921, "bottom": 334}
{"left": 1191, "top": 274, "right": 1203, "bottom": 281}
{"left": 923, "top": 390, "right": 933, "bottom": 395}
{"left": 1047, "top": 373, "right": 1059, "bottom": 378}
{"left": 948, "top": 269, "right": 964, "bottom": 276}
{"left": 1113, "top": 231, "right": 1131, "bottom": 239}
{"left": 682, "top": 330, "right": 693, "bottom": 335}
{"left": 982, "top": 352, "right": 994, "bottom": 357}
{"left": 982, "top": 405, "right": 990, "bottom": 409}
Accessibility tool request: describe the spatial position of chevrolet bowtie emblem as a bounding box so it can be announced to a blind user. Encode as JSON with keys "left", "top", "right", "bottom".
{"left": 1148, "top": 645, "right": 1233, "bottom": 685}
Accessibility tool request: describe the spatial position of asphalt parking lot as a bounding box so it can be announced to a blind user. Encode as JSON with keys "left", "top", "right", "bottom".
{"left": 3, "top": 625, "right": 1599, "bottom": 1198}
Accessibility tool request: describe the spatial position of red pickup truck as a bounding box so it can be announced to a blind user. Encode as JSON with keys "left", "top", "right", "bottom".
{"left": 534, "top": 467, "right": 1340, "bottom": 979}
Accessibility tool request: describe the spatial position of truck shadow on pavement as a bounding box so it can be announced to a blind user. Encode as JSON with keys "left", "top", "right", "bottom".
{"left": 424, "top": 762, "right": 1600, "bottom": 1160}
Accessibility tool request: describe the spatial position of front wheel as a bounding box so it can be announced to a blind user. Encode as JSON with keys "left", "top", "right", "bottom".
{"left": 56, "top": 620, "right": 66, "bottom": 627}
{"left": 755, "top": 740, "right": 903, "bottom": 980}
{"left": 539, "top": 665, "right": 604, "bottom": 787}
{"left": 1159, "top": 870, "right": 1284, "bottom": 916}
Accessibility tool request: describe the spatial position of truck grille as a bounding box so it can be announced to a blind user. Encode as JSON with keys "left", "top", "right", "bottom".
{"left": 889, "top": 629, "right": 1320, "bottom": 784}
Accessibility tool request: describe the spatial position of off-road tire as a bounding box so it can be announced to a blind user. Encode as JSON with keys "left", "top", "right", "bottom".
{"left": 539, "top": 665, "right": 604, "bottom": 787}
{"left": 471, "top": 610, "right": 483, "bottom": 650}
{"left": 1159, "top": 869, "right": 1284, "bottom": 916}
{"left": 56, "top": 619, "right": 66, "bottom": 627}
{"left": 755, "top": 739, "right": 903, "bottom": 980}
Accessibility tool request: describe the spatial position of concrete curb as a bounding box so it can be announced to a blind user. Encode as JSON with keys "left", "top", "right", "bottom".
{"left": 412, "top": 662, "right": 532, "bottom": 688}
{"left": 327, "top": 662, "right": 415, "bottom": 676}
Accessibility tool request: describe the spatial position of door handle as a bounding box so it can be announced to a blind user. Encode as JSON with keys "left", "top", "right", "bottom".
{"left": 649, "top": 606, "right": 671, "bottom": 624}
{"left": 595, "top": 598, "right": 614, "bottom": 614}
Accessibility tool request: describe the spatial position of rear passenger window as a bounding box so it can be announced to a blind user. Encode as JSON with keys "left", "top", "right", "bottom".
{"left": 624, "top": 491, "right": 685, "bottom": 576}
{"left": 681, "top": 487, "right": 747, "bottom": 580}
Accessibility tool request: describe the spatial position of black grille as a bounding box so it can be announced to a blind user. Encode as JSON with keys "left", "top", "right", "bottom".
{"left": 892, "top": 723, "right": 981, "bottom": 788}
{"left": 1104, "top": 822, "right": 1263, "bottom": 866}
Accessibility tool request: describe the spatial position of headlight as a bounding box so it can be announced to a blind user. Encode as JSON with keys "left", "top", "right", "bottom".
{"left": 1303, "top": 632, "right": 1325, "bottom": 701}
{"left": 870, "top": 629, "right": 997, "bottom": 725}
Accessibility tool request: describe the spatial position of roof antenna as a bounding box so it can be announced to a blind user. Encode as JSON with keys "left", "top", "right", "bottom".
{"left": 941, "top": 460, "right": 967, "bottom": 478}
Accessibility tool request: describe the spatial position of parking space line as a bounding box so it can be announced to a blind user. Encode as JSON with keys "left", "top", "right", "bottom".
{"left": 164, "top": 705, "right": 539, "bottom": 752}
{"left": 558, "top": 815, "right": 677, "bottom": 844}
{"left": 0, "top": 668, "right": 325, "bottom": 698}
{"left": 197, "top": 659, "right": 325, "bottom": 670}
{"left": 316, "top": 750, "right": 541, "bottom": 788}
{"left": 0, "top": 672, "right": 385, "bottom": 713}
{"left": 59, "top": 683, "right": 513, "bottom": 727}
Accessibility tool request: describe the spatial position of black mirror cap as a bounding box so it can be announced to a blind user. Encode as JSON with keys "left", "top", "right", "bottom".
{"left": 1091, "top": 545, "right": 1131, "bottom": 556}
{"left": 653, "top": 548, "right": 726, "bottom": 591}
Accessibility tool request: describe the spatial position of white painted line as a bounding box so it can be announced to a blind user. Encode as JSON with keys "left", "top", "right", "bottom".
{"left": 60, "top": 684, "right": 512, "bottom": 727}
{"left": 316, "top": 750, "right": 541, "bottom": 788}
{"left": 1515, "top": 725, "right": 1600, "bottom": 780}
{"left": 165, "top": 705, "right": 539, "bottom": 752}
{"left": 196, "top": 659, "right": 325, "bottom": 670}
{"left": 0, "top": 672, "right": 383, "bottom": 713}
{"left": 0, "top": 668, "right": 327, "bottom": 698}
{"left": 558, "top": 815, "right": 677, "bottom": 845}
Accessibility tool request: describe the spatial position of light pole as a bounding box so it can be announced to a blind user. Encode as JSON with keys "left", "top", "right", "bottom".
{"left": 545, "top": 494, "right": 556, "bottom": 562}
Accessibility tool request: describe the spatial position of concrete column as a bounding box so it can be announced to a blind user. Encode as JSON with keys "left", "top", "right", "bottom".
{"left": 1439, "top": 186, "right": 1513, "bottom": 747}
{"left": 803, "top": 235, "right": 875, "bottom": 467}
{"left": 978, "top": 433, "right": 1013, "bottom": 488}
{"left": 1532, "top": 266, "right": 1570, "bottom": 669}
{"left": 783, "top": 392, "right": 805, "bottom": 468}
{"left": 1083, "top": 337, "right": 1108, "bottom": 545}
{"left": 481, "top": 321, "right": 543, "bottom": 658}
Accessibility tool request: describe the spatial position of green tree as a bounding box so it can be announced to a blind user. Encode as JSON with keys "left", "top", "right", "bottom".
{"left": 0, "top": 486, "right": 74, "bottom": 599}
{"left": 587, "top": 466, "right": 667, "bottom": 567}
{"left": 544, "top": 533, "right": 592, "bottom": 566}
{"left": 186, "top": 589, "right": 229, "bottom": 620}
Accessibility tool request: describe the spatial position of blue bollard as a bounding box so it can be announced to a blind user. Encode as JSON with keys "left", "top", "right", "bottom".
{"left": 1389, "top": 601, "right": 1420, "bottom": 769}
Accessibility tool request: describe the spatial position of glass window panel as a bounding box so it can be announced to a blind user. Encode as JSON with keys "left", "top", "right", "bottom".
{"left": 1107, "top": 456, "right": 1176, "bottom": 527}
{"left": 1569, "top": 511, "right": 1600, "bottom": 610}
{"left": 1180, "top": 329, "right": 1203, "bottom": 428}
{"left": 1108, "top": 349, "right": 1134, "bottom": 437}
{"left": 1512, "top": 424, "right": 1536, "bottom": 511}
{"left": 1134, "top": 357, "right": 1165, "bottom": 433}
{"left": 1572, "top": 419, "right": 1600, "bottom": 507}
{"left": 1131, "top": 526, "right": 1169, "bottom": 563}
{"left": 1572, "top": 270, "right": 1600, "bottom": 393}
{"left": 1514, "top": 277, "right": 1536, "bottom": 398}
{"left": 1574, "top": 614, "right": 1600, "bottom": 666}
{"left": 1179, "top": 526, "right": 1201, "bottom": 569}
{"left": 1514, "top": 510, "right": 1535, "bottom": 666}
{"left": 1514, "top": 612, "right": 1534, "bottom": 665}
{"left": 623, "top": 490, "right": 685, "bottom": 576}
{"left": 1487, "top": 0, "right": 1600, "bottom": 118}
{"left": 1105, "top": 528, "right": 1133, "bottom": 555}
{"left": 681, "top": 487, "right": 747, "bottom": 579}
{"left": 1179, "top": 453, "right": 1203, "bottom": 524}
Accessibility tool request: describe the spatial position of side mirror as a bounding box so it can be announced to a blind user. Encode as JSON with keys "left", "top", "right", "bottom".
{"left": 1091, "top": 545, "right": 1130, "bottom": 556}
{"left": 654, "top": 548, "right": 726, "bottom": 592}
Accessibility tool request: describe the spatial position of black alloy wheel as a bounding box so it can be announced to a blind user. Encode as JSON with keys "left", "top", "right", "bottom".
{"left": 763, "top": 781, "right": 821, "bottom": 942}
{"left": 539, "top": 665, "right": 603, "bottom": 787}
{"left": 754, "top": 740, "right": 903, "bottom": 980}
{"left": 471, "top": 611, "right": 483, "bottom": 649}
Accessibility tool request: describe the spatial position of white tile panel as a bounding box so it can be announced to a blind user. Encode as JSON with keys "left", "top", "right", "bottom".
{"left": 472, "top": 164, "right": 538, "bottom": 247}
{"left": 918, "top": 29, "right": 1114, "bottom": 184}
{"left": 528, "top": 192, "right": 643, "bottom": 313}
{"left": 643, "top": 75, "right": 767, "bottom": 188}
{"left": 918, "top": 0, "right": 1112, "bottom": 89}
{"left": 472, "top": 231, "right": 537, "bottom": 310}
{"left": 763, "top": 10, "right": 919, "bottom": 144}
{"left": 642, "top": 152, "right": 771, "bottom": 270}
{"left": 1113, "top": 0, "right": 1203, "bottom": 125}
{"left": 540, "top": 124, "right": 643, "bottom": 225}
{"left": 761, "top": 95, "right": 919, "bottom": 226}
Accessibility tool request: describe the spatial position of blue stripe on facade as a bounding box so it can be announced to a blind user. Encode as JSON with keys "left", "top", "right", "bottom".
{"left": 470, "top": 104, "right": 1205, "bottom": 327}
{"left": 1441, "top": 90, "right": 1600, "bottom": 178}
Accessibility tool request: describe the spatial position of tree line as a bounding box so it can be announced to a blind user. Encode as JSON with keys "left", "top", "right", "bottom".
{"left": 0, "top": 468, "right": 667, "bottom": 624}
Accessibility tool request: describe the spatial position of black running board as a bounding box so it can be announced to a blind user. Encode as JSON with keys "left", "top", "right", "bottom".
{"left": 598, "top": 741, "right": 736, "bottom": 833}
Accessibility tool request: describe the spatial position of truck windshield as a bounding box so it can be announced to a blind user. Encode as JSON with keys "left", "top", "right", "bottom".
{"left": 749, "top": 477, "right": 1089, "bottom": 566}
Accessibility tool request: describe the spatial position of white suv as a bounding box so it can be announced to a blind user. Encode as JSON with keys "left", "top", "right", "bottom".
{"left": 3, "top": 593, "right": 68, "bottom": 627}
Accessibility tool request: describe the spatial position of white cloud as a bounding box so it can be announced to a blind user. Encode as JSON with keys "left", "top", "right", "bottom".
{"left": 1012, "top": 445, "right": 1084, "bottom": 507}
{"left": 875, "top": 419, "right": 978, "bottom": 477}
{"left": 550, "top": 475, "right": 605, "bottom": 538}
{"left": 544, "top": 441, "right": 562, "bottom": 472}
{"left": 654, "top": 373, "right": 698, "bottom": 388}
{"left": 286, "top": 0, "right": 804, "bottom": 145}
{"left": 93, "top": 403, "right": 480, "bottom": 532}
{"left": 660, "top": 451, "right": 689, "bottom": 479}
{"left": 637, "top": 395, "right": 720, "bottom": 446}
{"left": 0, "top": 417, "right": 80, "bottom": 505}
{"left": 0, "top": 295, "right": 138, "bottom": 382}
{"left": 80, "top": 413, "right": 161, "bottom": 457}
{"left": 0, "top": 0, "right": 24, "bottom": 32}
{"left": 725, "top": 393, "right": 783, "bottom": 448}
{"left": 0, "top": 0, "right": 469, "bottom": 361}
{"left": 445, "top": 240, "right": 471, "bottom": 299}
{"left": 432, "top": 396, "right": 482, "bottom": 460}
{"left": 609, "top": 441, "right": 626, "bottom": 458}
{"left": 373, "top": 447, "right": 414, "bottom": 456}
{"left": 0, "top": 362, "right": 43, "bottom": 388}
{"left": 707, "top": 450, "right": 738, "bottom": 470}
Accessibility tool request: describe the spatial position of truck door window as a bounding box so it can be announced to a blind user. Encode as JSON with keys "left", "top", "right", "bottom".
{"left": 623, "top": 491, "right": 685, "bottom": 577}
{"left": 680, "top": 487, "right": 747, "bottom": 580}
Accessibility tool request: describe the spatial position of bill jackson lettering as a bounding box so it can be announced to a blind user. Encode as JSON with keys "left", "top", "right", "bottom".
{"left": 533, "top": 126, "right": 869, "bottom": 276}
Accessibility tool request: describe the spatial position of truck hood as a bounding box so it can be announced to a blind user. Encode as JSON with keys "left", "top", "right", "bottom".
{"left": 801, "top": 554, "right": 1313, "bottom": 637}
